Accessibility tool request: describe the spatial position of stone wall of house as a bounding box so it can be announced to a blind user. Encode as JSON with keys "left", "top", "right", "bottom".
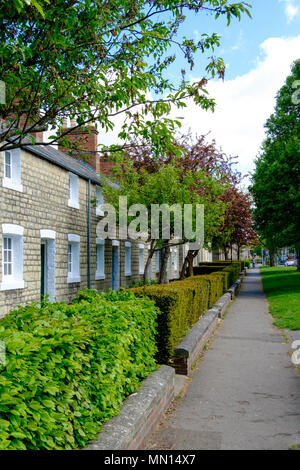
{"left": 0, "top": 149, "right": 151, "bottom": 317}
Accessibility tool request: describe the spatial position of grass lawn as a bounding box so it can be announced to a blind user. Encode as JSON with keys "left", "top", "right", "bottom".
{"left": 260, "top": 266, "right": 300, "bottom": 330}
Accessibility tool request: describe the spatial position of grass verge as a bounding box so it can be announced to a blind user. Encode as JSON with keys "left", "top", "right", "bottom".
{"left": 260, "top": 266, "right": 300, "bottom": 330}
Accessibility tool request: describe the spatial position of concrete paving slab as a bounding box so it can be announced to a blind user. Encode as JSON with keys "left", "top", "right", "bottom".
{"left": 146, "top": 269, "right": 300, "bottom": 450}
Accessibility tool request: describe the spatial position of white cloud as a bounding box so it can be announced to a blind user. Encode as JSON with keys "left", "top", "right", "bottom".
{"left": 279, "top": 0, "right": 300, "bottom": 22}
{"left": 170, "top": 35, "right": 300, "bottom": 182}
{"left": 97, "top": 35, "right": 300, "bottom": 186}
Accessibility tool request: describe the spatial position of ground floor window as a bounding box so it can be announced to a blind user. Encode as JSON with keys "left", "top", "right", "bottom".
{"left": 0, "top": 224, "right": 24, "bottom": 291}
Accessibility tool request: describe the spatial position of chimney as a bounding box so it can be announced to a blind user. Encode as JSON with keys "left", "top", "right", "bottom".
{"left": 99, "top": 155, "right": 114, "bottom": 176}
{"left": 58, "top": 122, "right": 100, "bottom": 172}
{"left": 9, "top": 93, "right": 43, "bottom": 142}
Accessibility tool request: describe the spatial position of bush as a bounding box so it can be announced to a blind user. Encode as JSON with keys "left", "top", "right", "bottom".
{"left": 0, "top": 290, "right": 158, "bottom": 450}
{"left": 222, "top": 262, "right": 242, "bottom": 286}
{"left": 193, "top": 262, "right": 242, "bottom": 290}
{"left": 193, "top": 265, "right": 226, "bottom": 276}
{"left": 130, "top": 275, "right": 216, "bottom": 364}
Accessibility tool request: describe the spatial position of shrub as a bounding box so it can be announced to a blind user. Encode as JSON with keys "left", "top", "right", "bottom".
{"left": 222, "top": 262, "right": 242, "bottom": 286}
{"left": 0, "top": 290, "right": 158, "bottom": 450}
{"left": 130, "top": 276, "right": 213, "bottom": 364}
{"left": 193, "top": 262, "right": 242, "bottom": 290}
{"left": 243, "top": 260, "right": 251, "bottom": 269}
{"left": 193, "top": 265, "right": 226, "bottom": 276}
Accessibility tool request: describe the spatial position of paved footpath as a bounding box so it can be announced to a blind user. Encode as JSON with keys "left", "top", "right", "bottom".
{"left": 146, "top": 268, "right": 300, "bottom": 450}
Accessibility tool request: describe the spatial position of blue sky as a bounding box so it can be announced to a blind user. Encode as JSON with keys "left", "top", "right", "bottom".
{"left": 182, "top": 0, "right": 300, "bottom": 80}
{"left": 99, "top": 0, "right": 300, "bottom": 184}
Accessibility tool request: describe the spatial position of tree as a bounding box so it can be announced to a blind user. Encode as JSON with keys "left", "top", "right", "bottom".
{"left": 0, "top": 0, "right": 251, "bottom": 155}
{"left": 212, "top": 185, "right": 257, "bottom": 260}
{"left": 251, "top": 136, "right": 300, "bottom": 268}
{"left": 101, "top": 133, "right": 246, "bottom": 282}
{"left": 251, "top": 60, "right": 300, "bottom": 269}
{"left": 101, "top": 149, "right": 227, "bottom": 283}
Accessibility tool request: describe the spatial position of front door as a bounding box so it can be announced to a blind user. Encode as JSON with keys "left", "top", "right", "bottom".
{"left": 112, "top": 245, "right": 119, "bottom": 290}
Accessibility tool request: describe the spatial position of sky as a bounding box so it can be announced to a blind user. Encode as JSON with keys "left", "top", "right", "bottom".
{"left": 99, "top": 0, "right": 300, "bottom": 186}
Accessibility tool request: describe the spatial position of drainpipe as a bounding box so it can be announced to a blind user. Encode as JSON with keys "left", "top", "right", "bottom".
{"left": 87, "top": 179, "right": 91, "bottom": 289}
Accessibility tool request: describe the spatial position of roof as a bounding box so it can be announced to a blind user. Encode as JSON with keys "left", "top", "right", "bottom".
{"left": 24, "top": 141, "right": 102, "bottom": 185}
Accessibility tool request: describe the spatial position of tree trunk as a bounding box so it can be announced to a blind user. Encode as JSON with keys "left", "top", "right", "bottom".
{"left": 237, "top": 245, "right": 240, "bottom": 260}
{"left": 179, "top": 254, "right": 189, "bottom": 280}
{"left": 180, "top": 249, "right": 199, "bottom": 279}
{"left": 143, "top": 240, "right": 156, "bottom": 284}
{"left": 297, "top": 251, "right": 300, "bottom": 272}
{"left": 159, "top": 243, "right": 170, "bottom": 284}
{"left": 269, "top": 249, "right": 275, "bottom": 267}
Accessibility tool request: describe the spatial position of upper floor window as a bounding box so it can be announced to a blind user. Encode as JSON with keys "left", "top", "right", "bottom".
{"left": 0, "top": 224, "right": 24, "bottom": 291}
{"left": 95, "top": 185, "right": 104, "bottom": 216}
{"left": 68, "top": 173, "right": 79, "bottom": 209}
{"left": 2, "top": 149, "right": 23, "bottom": 192}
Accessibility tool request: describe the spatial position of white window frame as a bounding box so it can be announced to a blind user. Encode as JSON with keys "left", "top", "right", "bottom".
{"left": 95, "top": 238, "right": 105, "bottom": 280}
{"left": 68, "top": 173, "right": 79, "bottom": 209}
{"left": 67, "top": 234, "right": 80, "bottom": 283}
{"left": 139, "top": 244, "right": 144, "bottom": 275}
{"left": 124, "top": 241, "right": 132, "bottom": 276}
{"left": 2, "top": 149, "right": 23, "bottom": 192}
{"left": 0, "top": 224, "right": 24, "bottom": 291}
{"left": 95, "top": 185, "right": 104, "bottom": 217}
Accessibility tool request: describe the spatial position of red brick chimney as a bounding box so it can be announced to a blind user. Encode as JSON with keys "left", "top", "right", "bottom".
{"left": 8, "top": 95, "right": 43, "bottom": 142}
{"left": 58, "top": 120, "right": 100, "bottom": 172}
{"left": 99, "top": 155, "right": 114, "bottom": 175}
{"left": 58, "top": 120, "right": 115, "bottom": 176}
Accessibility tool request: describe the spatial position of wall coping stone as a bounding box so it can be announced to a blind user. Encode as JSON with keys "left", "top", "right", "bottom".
{"left": 85, "top": 365, "right": 175, "bottom": 450}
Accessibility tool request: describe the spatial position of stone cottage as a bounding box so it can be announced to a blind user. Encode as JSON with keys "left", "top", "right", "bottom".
{"left": 0, "top": 125, "right": 190, "bottom": 317}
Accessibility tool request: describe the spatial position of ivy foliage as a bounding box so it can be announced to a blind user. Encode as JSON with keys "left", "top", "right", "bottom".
{"left": 0, "top": 289, "right": 158, "bottom": 450}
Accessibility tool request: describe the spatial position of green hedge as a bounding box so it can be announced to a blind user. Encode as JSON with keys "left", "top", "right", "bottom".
{"left": 130, "top": 272, "right": 224, "bottom": 364}
{"left": 193, "top": 265, "right": 226, "bottom": 276}
{"left": 194, "top": 262, "right": 242, "bottom": 290}
{"left": 0, "top": 290, "right": 158, "bottom": 450}
{"left": 130, "top": 282, "right": 204, "bottom": 365}
{"left": 222, "top": 262, "right": 242, "bottom": 286}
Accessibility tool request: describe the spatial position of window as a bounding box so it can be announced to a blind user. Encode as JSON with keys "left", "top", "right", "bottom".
{"left": 3, "top": 237, "right": 12, "bottom": 276}
{"left": 174, "top": 249, "right": 178, "bottom": 271}
{"left": 169, "top": 248, "right": 173, "bottom": 275}
{"left": 139, "top": 244, "right": 144, "bottom": 275}
{"left": 155, "top": 250, "right": 160, "bottom": 273}
{"left": 67, "top": 234, "right": 80, "bottom": 283}
{"left": 147, "top": 245, "right": 152, "bottom": 280}
{"left": 5, "top": 151, "right": 11, "bottom": 179}
{"left": 68, "top": 173, "right": 79, "bottom": 209}
{"left": 95, "top": 185, "right": 104, "bottom": 216}
{"left": 2, "top": 149, "right": 23, "bottom": 192}
{"left": 95, "top": 238, "right": 105, "bottom": 280}
{"left": 1, "top": 224, "right": 24, "bottom": 291}
{"left": 125, "top": 242, "right": 131, "bottom": 276}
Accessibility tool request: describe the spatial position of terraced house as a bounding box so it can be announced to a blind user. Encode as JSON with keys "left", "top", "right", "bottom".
{"left": 0, "top": 125, "right": 191, "bottom": 317}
